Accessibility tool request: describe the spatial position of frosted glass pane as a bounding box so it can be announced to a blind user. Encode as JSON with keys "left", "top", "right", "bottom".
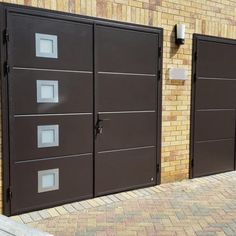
{"left": 42, "top": 174, "right": 55, "bottom": 188}
{"left": 38, "top": 168, "right": 59, "bottom": 193}
{"left": 35, "top": 33, "right": 58, "bottom": 58}
{"left": 37, "top": 125, "right": 59, "bottom": 148}
{"left": 41, "top": 85, "right": 54, "bottom": 99}
{"left": 41, "top": 130, "right": 55, "bottom": 144}
{"left": 37, "top": 80, "right": 58, "bottom": 103}
{"left": 39, "top": 39, "right": 54, "bottom": 54}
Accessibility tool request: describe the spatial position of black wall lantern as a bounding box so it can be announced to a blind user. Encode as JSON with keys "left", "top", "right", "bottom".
{"left": 175, "top": 24, "right": 185, "bottom": 45}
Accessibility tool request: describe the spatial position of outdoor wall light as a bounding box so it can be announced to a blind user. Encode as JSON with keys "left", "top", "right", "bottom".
{"left": 175, "top": 24, "right": 185, "bottom": 45}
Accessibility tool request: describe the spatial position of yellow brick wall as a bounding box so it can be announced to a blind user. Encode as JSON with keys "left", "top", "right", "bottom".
{"left": 1, "top": 0, "right": 236, "bottom": 202}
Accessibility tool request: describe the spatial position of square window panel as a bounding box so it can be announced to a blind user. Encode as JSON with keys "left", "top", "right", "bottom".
{"left": 37, "top": 125, "right": 59, "bottom": 148}
{"left": 39, "top": 39, "right": 54, "bottom": 54}
{"left": 38, "top": 169, "right": 59, "bottom": 193}
{"left": 42, "top": 173, "right": 55, "bottom": 188}
{"left": 41, "top": 85, "right": 54, "bottom": 99}
{"left": 35, "top": 33, "right": 58, "bottom": 58}
{"left": 37, "top": 80, "right": 58, "bottom": 103}
{"left": 41, "top": 129, "right": 55, "bottom": 144}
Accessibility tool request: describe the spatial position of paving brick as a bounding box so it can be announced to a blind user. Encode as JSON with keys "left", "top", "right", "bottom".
{"left": 71, "top": 202, "right": 85, "bottom": 211}
{"left": 20, "top": 214, "right": 33, "bottom": 224}
{"left": 54, "top": 207, "right": 68, "bottom": 216}
{"left": 93, "top": 198, "right": 106, "bottom": 206}
{"left": 107, "top": 195, "right": 120, "bottom": 202}
{"left": 63, "top": 204, "right": 76, "bottom": 213}
{"left": 120, "top": 192, "right": 132, "bottom": 200}
{"left": 115, "top": 193, "right": 127, "bottom": 200}
{"left": 11, "top": 215, "right": 23, "bottom": 223}
{"left": 99, "top": 196, "right": 113, "bottom": 204}
{"left": 85, "top": 199, "right": 100, "bottom": 207}
{"left": 47, "top": 208, "right": 60, "bottom": 218}
{"left": 25, "top": 172, "right": 236, "bottom": 235}
{"left": 38, "top": 210, "right": 51, "bottom": 219}
{"left": 29, "top": 211, "right": 42, "bottom": 221}
{"left": 79, "top": 200, "right": 93, "bottom": 209}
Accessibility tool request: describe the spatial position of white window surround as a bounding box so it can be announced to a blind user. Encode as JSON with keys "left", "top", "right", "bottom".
{"left": 37, "top": 124, "right": 59, "bottom": 148}
{"left": 35, "top": 33, "right": 58, "bottom": 58}
{"left": 36, "top": 80, "right": 59, "bottom": 103}
{"left": 38, "top": 168, "right": 59, "bottom": 193}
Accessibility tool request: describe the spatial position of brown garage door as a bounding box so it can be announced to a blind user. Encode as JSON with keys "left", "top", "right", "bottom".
{"left": 1, "top": 4, "right": 162, "bottom": 215}
{"left": 191, "top": 34, "right": 236, "bottom": 178}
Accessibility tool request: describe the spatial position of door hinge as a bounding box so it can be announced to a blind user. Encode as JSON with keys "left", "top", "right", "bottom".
{"left": 4, "top": 29, "right": 9, "bottom": 43}
{"left": 158, "top": 47, "right": 162, "bottom": 57}
{"left": 158, "top": 70, "right": 161, "bottom": 80}
{"left": 193, "top": 73, "right": 197, "bottom": 82}
{"left": 191, "top": 159, "right": 194, "bottom": 168}
{"left": 194, "top": 52, "right": 197, "bottom": 61}
{"left": 157, "top": 164, "right": 160, "bottom": 173}
{"left": 7, "top": 187, "right": 12, "bottom": 201}
{"left": 4, "top": 62, "right": 10, "bottom": 75}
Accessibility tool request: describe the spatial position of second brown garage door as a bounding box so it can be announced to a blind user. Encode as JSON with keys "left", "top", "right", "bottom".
{"left": 191, "top": 34, "right": 236, "bottom": 178}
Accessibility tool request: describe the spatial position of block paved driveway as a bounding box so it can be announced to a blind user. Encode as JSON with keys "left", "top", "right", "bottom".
{"left": 14, "top": 171, "right": 236, "bottom": 236}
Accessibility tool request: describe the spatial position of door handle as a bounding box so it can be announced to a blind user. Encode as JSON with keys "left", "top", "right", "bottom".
{"left": 95, "top": 115, "right": 110, "bottom": 136}
{"left": 96, "top": 118, "right": 103, "bottom": 135}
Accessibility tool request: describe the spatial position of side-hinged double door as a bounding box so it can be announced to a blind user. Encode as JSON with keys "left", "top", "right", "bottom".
{"left": 3, "top": 6, "right": 162, "bottom": 215}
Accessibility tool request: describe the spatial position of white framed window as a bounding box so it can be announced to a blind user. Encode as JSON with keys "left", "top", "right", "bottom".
{"left": 38, "top": 168, "right": 59, "bottom": 193}
{"left": 37, "top": 125, "right": 59, "bottom": 148}
{"left": 37, "top": 80, "right": 59, "bottom": 103}
{"left": 35, "top": 33, "right": 58, "bottom": 58}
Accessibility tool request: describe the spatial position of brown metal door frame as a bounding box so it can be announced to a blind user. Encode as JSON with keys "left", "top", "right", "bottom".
{"left": 190, "top": 34, "right": 236, "bottom": 179}
{"left": 189, "top": 34, "right": 197, "bottom": 179}
{"left": 0, "top": 3, "right": 163, "bottom": 216}
{"left": 0, "top": 4, "right": 11, "bottom": 216}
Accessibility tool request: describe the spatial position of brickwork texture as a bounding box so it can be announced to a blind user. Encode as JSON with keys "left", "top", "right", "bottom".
{"left": 1, "top": 0, "right": 236, "bottom": 212}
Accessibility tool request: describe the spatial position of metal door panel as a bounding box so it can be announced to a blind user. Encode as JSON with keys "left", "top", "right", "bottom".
{"left": 195, "top": 79, "right": 236, "bottom": 109}
{"left": 191, "top": 35, "right": 236, "bottom": 178}
{"left": 197, "top": 40, "right": 236, "bottom": 79}
{"left": 7, "top": 9, "right": 94, "bottom": 215}
{"left": 96, "top": 25, "right": 158, "bottom": 74}
{"left": 95, "top": 148, "right": 156, "bottom": 195}
{"left": 194, "top": 140, "right": 234, "bottom": 177}
{"left": 8, "top": 13, "right": 93, "bottom": 70}
{"left": 194, "top": 110, "right": 235, "bottom": 141}
{"left": 96, "top": 113, "right": 156, "bottom": 152}
{"left": 95, "top": 24, "right": 161, "bottom": 196}
{"left": 12, "top": 115, "right": 92, "bottom": 161}
{"left": 97, "top": 74, "right": 157, "bottom": 111}
{"left": 11, "top": 155, "right": 93, "bottom": 214}
{"left": 10, "top": 70, "right": 93, "bottom": 114}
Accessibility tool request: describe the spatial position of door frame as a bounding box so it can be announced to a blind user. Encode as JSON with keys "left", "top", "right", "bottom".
{"left": 0, "top": 3, "right": 163, "bottom": 216}
{"left": 190, "top": 34, "right": 236, "bottom": 179}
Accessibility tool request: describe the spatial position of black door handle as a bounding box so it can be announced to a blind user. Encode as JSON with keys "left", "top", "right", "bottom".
{"left": 95, "top": 115, "right": 110, "bottom": 136}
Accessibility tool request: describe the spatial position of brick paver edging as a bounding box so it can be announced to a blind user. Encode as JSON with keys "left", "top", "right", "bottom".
{"left": 10, "top": 171, "right": 235, "bottom": 225}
